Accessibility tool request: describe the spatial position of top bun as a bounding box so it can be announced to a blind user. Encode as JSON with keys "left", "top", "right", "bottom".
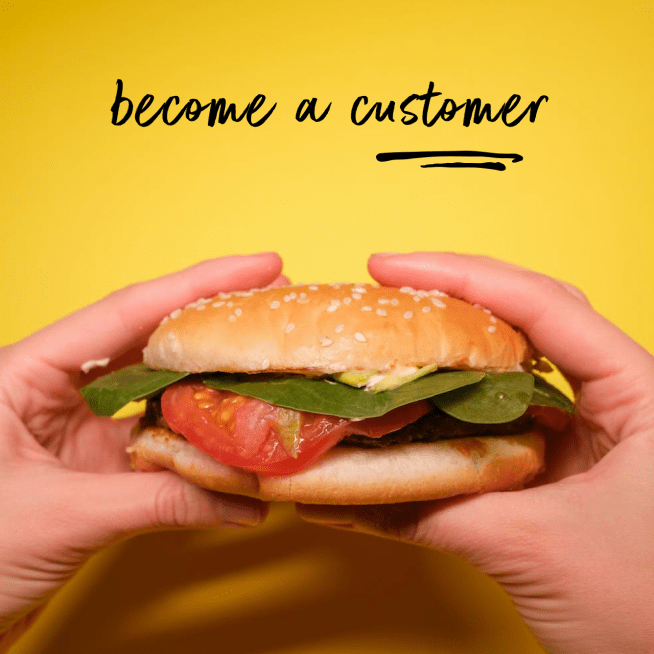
{"left": 143, "top": 284, "right": 529, "bottom": 374}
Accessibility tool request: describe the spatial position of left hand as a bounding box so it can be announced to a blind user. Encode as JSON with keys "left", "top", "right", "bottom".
{"left": 0, "top": 253, "right": 283, "bottom": 650}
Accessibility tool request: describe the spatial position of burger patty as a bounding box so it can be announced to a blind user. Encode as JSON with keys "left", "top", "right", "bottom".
{"left": 142, "top": 395, "right": 534, "bottom": 449}
{"left": 340, "top": 407, "right": 535, "bottom": 448}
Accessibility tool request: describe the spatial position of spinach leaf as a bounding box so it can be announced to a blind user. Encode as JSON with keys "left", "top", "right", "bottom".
{"left": 531, "top": 375, "right": 575, "bottom": 413}
{"left": 202, "top": 370, "right": 485, "bottom": 419}
{"left": 432, "top": 372, "right": 535, "bottom": 424}
{"left": 80, "top": 364, "right": 190, "bottom": 417}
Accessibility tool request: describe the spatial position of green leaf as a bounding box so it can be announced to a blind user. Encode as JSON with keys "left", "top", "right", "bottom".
{"left": 202, "top": 370, "right": 485, "bottom": 419}
{"left": 531, "top": 375, "right": 576, "bottom": 413}
{"left": 432, "top": 372, "right": 535, "bottom": 424}
{"left": 80, "top": 363, "right": 190, "bottom": 417}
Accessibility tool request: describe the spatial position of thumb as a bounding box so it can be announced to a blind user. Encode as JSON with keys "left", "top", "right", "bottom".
{"left": 59, "top": 470, "right": 266, "bottom": 551}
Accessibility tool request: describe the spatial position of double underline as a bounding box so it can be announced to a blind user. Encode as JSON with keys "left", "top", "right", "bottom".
{"left": 376, "top": 150, "right": 523, "bottom": 171}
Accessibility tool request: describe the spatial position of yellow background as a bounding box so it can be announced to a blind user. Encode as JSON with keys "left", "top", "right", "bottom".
{"left": 2, "top": 1, "right": 653, "bottom": 652}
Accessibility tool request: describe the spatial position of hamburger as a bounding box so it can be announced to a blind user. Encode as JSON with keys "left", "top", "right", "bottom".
{"left": 81, "top": 283, "right": 573, "bottom": 504}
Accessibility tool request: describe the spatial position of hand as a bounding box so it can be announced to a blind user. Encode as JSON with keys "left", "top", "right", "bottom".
{"left": 298, "top": 252, "right": 654, "bottom": 654}
{"left": 0, "top": 253, "right": 283, "bottom": 650}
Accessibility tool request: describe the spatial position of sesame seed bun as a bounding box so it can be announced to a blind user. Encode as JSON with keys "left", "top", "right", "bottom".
{"left": 128, "top": 426, "right": 545, "bottom": 504}
{"left": 144, "top": 283, "right": 530, "bottom": 374}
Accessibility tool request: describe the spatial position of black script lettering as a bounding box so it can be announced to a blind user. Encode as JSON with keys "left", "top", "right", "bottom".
{"left": 434, "top": 98, "right": 466, "bottom": 122}
{"left": 501, "top": 94, "right": 523, "bottom": 126}
{"left": 110, "top": 79, "right": 133, "bottom": 125}
{"left": 246, "top": 94, "right": 277, "bottom": 127}
{"left": 350, "top": 83, "right": 548, "bottom": 128}
{"left": 351, "top": 96, "right": 396, "bottom": 125}
{"left": 134, "top": 95, "right": 155, "bottom": 126}
{"left": 400, "top": 95, "right": 419, "bottom": 125}
{"left": 206, "top": 99, "right": 248, "bottom": 126}
{"left": 418, "top": 81, "right": 443, "bottom": 127}
{"left": 110, "top": 80, "right": 276, "bottom": 127}
{"left": 504, "top": 94, "right": 549, "bottom": 126}
{"left": 296, "top": 98, "right": 331, "bottom": 122}
{"left": 161, "top": 97, "right": 182, "bottom": 125}
{"left": 462, "top": 98, "right": 504, "bottom": 127}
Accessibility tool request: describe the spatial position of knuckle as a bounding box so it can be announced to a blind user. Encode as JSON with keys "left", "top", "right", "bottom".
{"left": 151, "top": 476, "right": 195, "bottom": 528}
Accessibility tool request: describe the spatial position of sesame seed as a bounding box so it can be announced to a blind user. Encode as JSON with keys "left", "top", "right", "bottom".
{"left": 354, "top": 332, "right": 366, "bottom": 342}
{"left": 226, "top": 301, "right": 233, "bottom": 308}
{"left": 308, "top": 285, "right": 319, "bottom": 291}
{"left": 160, "top": 315, "right": 169, "bottom": 324}
{"left": 482, "top": 308, "right": 492, "bottom": 315}
{"left": 488, "top": 325, "right": 497, "bottom": 333}
{"left": 400, "top": 287, "right": 415, "bottom": 294}
{"left": 335, "top": 324, "right": 344, "bottom": 334}
{"left": 320, "top": 337, "right": 333, "bottom": 347}
{"left": 343, "top": 297, "right": 352, "bottom": 305}
{"left": 297, "top": 297, "right": 309, "bottom": 304}
{"left": 170, "top": 309, "right": 182, "bottom": 319}
{"left": 326, "top": 300, "right": 341, "bottom": 312}
{"left": 285, "top": 323, "right": 295, "bottom": 333}
{"left": 403, "top": 311, "right": 414, "bottom": 319}
{"left": 413, "top": 295, "right": 421, "bottom": 302}
{"left": 212, "top": 301, "right": 225, "bottom": 308}
{"left": 196, "top": 304, "right": 206, "bottom": 310}
{"left": 490, "top": 316, "right": 497, "bottom": 323}
{"left": 352, "top": 293, "right": 362, "bottom": 300}
{"left": 270, "top": 301, "right": 281, "bottom": 309}
{"left": 431, "top": 298, "right": 447, "bottom": 309}
{"left": 167, "top": 332, "right": 175, "bottom": 340}
{"left": 390, "top": 299, "right": 399, "bottom": 306}
{"left": 352, "top": 286, "right": 366, "bottom": 294}
{"left": 376, "top": 308, "right": 387, "bottom": 316}
{"left": 330, "top": 283, "right": 341, "bottom": 289}
{"left": 362, "top": 306, "right": 372, "bottom": 312}
{"left": 261, "top": 359, "right": 270, "bottom": 369}
{"left": 228, "top": 315, "right": 236, "bottom": 322}
{"left": 378, "top": 298, "right": 390, "bottom": 305}
{"left": 422, "top": 306, "right": 431, "bottom": 313}
{"left": 234, "top": 308, "right": 242, "bottom": 317}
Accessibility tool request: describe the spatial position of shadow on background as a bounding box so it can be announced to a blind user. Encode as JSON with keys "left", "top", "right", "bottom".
{"left": 19, "top": 504, "right": 543, "bottom": 654}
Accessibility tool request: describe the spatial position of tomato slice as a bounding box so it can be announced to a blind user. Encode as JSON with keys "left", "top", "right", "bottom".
{"left": 160, "top": 381, "right": 431, "bottom": 476}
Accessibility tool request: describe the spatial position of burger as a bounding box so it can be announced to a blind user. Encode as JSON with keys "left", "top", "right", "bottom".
{"left": 81, "top": 283, "right": 573, "bottom": 504}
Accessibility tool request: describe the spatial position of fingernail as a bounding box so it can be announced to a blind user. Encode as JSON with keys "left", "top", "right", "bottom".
{"left": 222, "top": 499, "right": 264, "bottom": 527}
{"left": 296, "top": 504, "right": 353, "bottom": 526}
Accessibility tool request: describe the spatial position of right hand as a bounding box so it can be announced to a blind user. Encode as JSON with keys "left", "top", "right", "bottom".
{"left": 298, "top": 252, "right": 654, "bottom": 654}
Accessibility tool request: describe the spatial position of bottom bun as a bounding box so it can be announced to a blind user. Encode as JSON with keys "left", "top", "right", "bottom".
{"left": 128, "top": 425, "right": 545, "bottom": 504}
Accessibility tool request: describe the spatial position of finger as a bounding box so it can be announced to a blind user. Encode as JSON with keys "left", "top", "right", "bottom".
{"left": 60, "top": 470, "right": 267, "bottom": 551}
{"left": 297, "top": 488, "right": 555, "bottom": 575}
{"left": 18, "top": 253, "right": 283, "bottom": 374}
{"left": 368, "top": 252, "right": 650, "bottom": 383}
